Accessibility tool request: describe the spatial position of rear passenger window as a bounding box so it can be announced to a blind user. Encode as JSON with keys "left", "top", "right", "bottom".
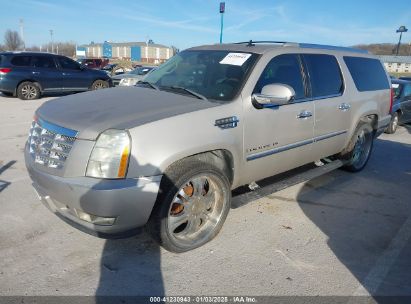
{"left": 344, "top": 57, "right": 389, "bottom": 91}
{"left": 253, "top": 54, "right": 306, "bottom": 100}
{"left": 11, "top": 56, "right": 31, "bottom": 67}
{"left": 303, "top": 54, "right": 343, "bottom": 98}
{"left": 31, "top": 56, "right": 56, "bottom": 69}
{"left": 403, "top": 84, "right": 411, "bottom": 97}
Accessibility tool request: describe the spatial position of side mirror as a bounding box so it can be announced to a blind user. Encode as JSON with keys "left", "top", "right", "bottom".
{"left": 252, "top": 84, "right": 295, "bottom": 107}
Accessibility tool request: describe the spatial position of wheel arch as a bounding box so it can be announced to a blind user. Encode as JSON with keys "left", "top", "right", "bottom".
{"left": 162, "top": 149, "right": 235, "bottom": 187}
{"left": 15, "top": 79, "right": 43, "bottom": 94}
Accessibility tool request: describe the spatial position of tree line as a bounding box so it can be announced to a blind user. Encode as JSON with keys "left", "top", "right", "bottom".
{"left": 353, "top": 43, "right": 411, "bottom": 56}
{"left": 0, "top": 29, "right": 76, "bottom": 57}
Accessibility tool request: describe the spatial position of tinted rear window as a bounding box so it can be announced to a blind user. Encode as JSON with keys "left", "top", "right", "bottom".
{"left": 11, "top": 55, "right": 31, "bottom": 67}
{"left": 344, "top": 56, "right": 389, "bottom": 92}
{"left": 31, "top": 56, "right": 56, "bottom": 69}
{"left": 304, "top": 54, "right": 343, "bottom": 98}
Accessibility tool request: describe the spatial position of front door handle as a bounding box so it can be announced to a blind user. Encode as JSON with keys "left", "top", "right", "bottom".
{"left": 297, "top": 110, "right": 313, "bottom": 119}
{"left": 339, "top": 103, "right": 351, "bottom": 111}
{"left": 32, "top": 71, "right": 40, "bottom": 75}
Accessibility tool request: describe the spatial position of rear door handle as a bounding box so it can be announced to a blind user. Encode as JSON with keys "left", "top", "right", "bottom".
{"left": 339, "top": 103, "right": 351, "bottom": 111}
{"left": 297, "top": 110, "right": 313, "bottom": 119}
{"left": 32, "top": 71, "right": 40, "bottom": 75}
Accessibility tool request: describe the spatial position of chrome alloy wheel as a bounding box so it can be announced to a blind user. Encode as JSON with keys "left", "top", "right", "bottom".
{"left": 21, "top": 84, "right": 37, "bottom": 99}
{"left": 351, "top": 128, "right": 372, "bottom": 168}
{"left": 94, "top": 82, "right": 105, "bottom": 89}
{"left": 392, "top": 114, "right": 399, "bottom": 131}
{"left": 167, "top": 174, "right": 227, "bottom": 247}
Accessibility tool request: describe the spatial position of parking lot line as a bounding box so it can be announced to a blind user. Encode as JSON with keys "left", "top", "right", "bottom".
{"left": 353, "top": 214, "right": 411, "bottom": 296}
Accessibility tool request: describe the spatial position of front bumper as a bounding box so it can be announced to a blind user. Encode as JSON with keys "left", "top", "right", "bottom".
{"left": 25, "top": 150, "right": 161, "bottom": 237}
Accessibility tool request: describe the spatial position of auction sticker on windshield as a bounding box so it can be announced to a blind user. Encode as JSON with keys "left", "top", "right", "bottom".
{"left": 220, "top": 53, "right": 252, "bottom": 66}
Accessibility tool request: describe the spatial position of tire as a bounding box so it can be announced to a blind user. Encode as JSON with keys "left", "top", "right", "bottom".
{"left": 16, "top": 82, "right": 40, "bottom": 100}
{"left": 385, "top": 112, "right": 399, "bottom": 134}
{"left": 91, "top": 80, "right": 109, "bottom": 90}
{"left": 341, "top": 122, "right": 374, "bottom": 172}
{"left": 147, "top": 159, "right": 231, "bottom": 253}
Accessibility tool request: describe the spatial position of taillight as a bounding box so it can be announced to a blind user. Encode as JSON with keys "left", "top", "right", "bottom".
{"left": 0, "top": 68, "right": 12, "bottom": 74}
{"left": 390, "top": 88, "right": 394, "bottom": 114}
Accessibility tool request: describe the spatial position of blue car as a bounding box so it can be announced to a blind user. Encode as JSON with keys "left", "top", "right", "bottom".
{"left": 0, "top": 52, "right": 112, "bottom": 100}
{"left": 386, "top": 79, "right": 411, "bottom": 133}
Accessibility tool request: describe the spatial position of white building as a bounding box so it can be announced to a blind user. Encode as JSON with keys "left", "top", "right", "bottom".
{"left": 378, "top": 55, "right": 411, "bottom": 73}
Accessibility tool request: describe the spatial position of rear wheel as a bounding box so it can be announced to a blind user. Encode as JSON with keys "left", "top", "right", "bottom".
{"left": 17, "top": 82, "right": 40, "bottom": 100}
{"left": 91, "top": 80, "right": 109, "bottom": 90}
{"left": 341, "top": 122, "right": 374, "bottom": 172}
{"left": 148, "top": 159, "right": 231, "bottom": 253}
{"left": 385, "top": 112, "right": 399, "bottom": 134}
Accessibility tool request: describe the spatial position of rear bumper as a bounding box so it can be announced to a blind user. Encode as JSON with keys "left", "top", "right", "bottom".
{"left": 0, "top": 76, "right": 17, "bottom": 94}
{"left": 25, "top": 149, "right": 161, "bottom": 236}
{"left": 375, "top": 114, "right": 391, "bottom": 137}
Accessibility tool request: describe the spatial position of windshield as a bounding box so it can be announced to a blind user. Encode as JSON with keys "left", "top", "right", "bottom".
{"left": 144, "top": 50, "right": 258, "bottom": 101}
{"left": 130, "top": 67, "right": 153, "bottom": 75}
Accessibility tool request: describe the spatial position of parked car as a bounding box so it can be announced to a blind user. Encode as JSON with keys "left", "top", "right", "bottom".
{"left": 101, "top": 63, "right": 131, "bottom": 76}
{"left": 0, "top": 52, "right": 112, "bottom": 100}
{"left": 77, "top": 58, "right": 109, "bottom": 69}
{"left": 25, "top": 42, "right": 391, "bottom": 252}
{"left": 385, "top": 79, "right": 411, "bottom": 133}
{"left": 111, "top": 66, "right": 155, "bottom": 86}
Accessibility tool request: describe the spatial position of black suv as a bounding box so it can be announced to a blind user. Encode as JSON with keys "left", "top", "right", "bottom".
{"left": 0, "top": 52, "right": 112, "bottom": 100}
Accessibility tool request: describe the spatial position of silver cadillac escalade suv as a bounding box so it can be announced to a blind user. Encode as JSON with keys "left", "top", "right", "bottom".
{"left": 25, "top": 41, "right": 392, "bottom": 252}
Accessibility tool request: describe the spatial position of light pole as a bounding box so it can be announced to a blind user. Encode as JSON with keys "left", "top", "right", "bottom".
{"left": 219, "top": 2, "right": 225, "bottom": 44}
{"left": 49, "top": 29, "right": 54, "bottom": 53}
{"left": 395, "top": 25, "right": 408, "bottom": 56}
{"left": 19, "top": 19, "right": 25, "bottom": 51}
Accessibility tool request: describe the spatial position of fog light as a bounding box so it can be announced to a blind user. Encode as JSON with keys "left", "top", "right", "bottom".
{"left": 74, "top": 209, "right": 116, "bottom": 226}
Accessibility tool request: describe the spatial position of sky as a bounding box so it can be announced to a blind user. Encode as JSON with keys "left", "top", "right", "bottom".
{"left": 1, "top": 0, "right": 410, "bottom": 50}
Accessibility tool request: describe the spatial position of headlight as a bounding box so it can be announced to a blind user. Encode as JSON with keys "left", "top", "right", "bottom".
{"left": 119, "top": 78, "right": 137, "bottom": 86}
{"left": 86, "top": 129, "right": 131, "bottom": 179}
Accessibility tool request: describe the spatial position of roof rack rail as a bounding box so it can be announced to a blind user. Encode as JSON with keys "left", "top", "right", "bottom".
{"left": 232, "top": 40, "right": 368, "bottom": 54}
{"left": 299, "top": 43, "right": 369, "bottom": 54}
{"left": 234, "top": 40, "right": 297, "bottom": 47}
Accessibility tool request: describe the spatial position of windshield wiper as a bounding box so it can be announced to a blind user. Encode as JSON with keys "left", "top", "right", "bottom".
{"left": 136, "top": 81, "right": 159, "bottom": 90}
{"left": 161, "top": 86, "right": 207, "bottom": 101}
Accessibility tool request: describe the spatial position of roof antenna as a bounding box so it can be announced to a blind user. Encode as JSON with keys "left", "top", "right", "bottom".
{"left": 247, "top": 40, "right": 255, "bottom": 47}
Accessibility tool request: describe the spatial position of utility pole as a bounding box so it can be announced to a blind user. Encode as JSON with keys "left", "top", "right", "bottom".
{"left": 19, "top": 19, "right": 25, "bottom": 50}
{"left": 49, "top": 29, "right": 54, "bottom": 53}
{"left": 395, "top": 26, "right": 408, "bottom": 56}
{"left": 219, "top": 2, "right": 225, "bottom": 44}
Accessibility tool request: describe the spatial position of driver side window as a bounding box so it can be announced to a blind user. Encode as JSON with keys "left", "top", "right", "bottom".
{"left": 253, "top": 54, "right": 305, "bottom": 100}
{"left": 58, "top": 56, "right": 81, "bottom": 70}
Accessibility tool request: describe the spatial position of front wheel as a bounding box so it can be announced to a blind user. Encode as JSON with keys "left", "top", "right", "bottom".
{"left": 91, "top": 80, "right": 109, "bottom": 90}
{"left": 148, "top": 160, "right": 231, "bottom": 252}
{"left": 341, "top": 122, "right": 374, "bottom": 172}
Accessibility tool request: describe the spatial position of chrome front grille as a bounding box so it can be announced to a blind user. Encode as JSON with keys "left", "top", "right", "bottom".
{"left": 28, "top": 119, "right": 77, "bottom": 170}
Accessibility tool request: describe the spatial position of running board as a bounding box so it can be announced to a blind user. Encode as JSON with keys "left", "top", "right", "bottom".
{"left": 231, "top": 159, "right": 345, "bottom": 209}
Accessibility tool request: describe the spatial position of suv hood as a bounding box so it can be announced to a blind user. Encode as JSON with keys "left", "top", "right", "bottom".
{"left": 36, "top": 86, "right": 218, "bottom": 140}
